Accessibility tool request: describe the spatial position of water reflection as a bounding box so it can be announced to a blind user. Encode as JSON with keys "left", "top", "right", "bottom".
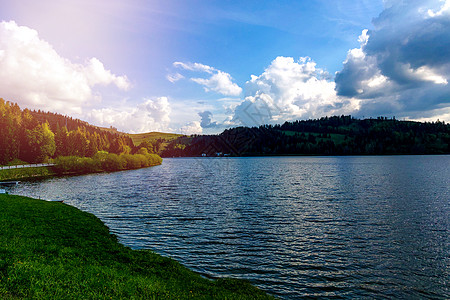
{"left": 10, "top": 156, "right": 450, "bottom": 299}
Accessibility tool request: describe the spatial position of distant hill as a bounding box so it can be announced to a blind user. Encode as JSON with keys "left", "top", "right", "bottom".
{"left": 95, "top": 126, "right": 126, "bottom": 135}
{"left": 31, "top": 109, "right": 184, "bottom": 147}
{"left": 126, "top": 132, "right": 185, "bottom": 154}
{"left": 161, "top": 116, "right": 450, "bottom": 157}
{"left": 29, "top": 109, "right": 186, "bottom": 155}
{"left": 127, "top": 132, "right": 184, "bottom": 147}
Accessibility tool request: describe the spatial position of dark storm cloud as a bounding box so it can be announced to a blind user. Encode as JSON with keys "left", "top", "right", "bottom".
{"left": 335, "top": 0, "right": 450, "bottom": 118}
{"left": 198, "top": 111, "right": 218, "bottom": 128}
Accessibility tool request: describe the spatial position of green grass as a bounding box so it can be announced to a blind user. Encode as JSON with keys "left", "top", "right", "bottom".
{"left": 0, "top": 153, "right": 162, "bottom": 181}
{"left": 127, "top": 132, "right": 184, "bottom": 147}
{"left": 0, "top": 167, "right": 55, "bottom": 181}
{"left": 0, "top": 194, "right": 274, "bottom": 299}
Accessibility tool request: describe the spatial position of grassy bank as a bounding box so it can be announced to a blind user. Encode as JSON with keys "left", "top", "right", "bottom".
{"left": 53, "top": 153, "right": 163, "bottom": 175}
{"left": 0, "top": 195, "right": 273, "bottom": 299}
{"left": 0, "top": 153, "right": 163, "bottom": 182}
{"left": 0, "top": 167, "right": 55, "bottom": 181}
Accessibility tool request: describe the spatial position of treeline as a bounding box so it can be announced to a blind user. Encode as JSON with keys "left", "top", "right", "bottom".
{"left": 162, "top": 116, "right": 450, "bottom": 157}
{"left": 0, "top": 99, "right": 157, "bottom": 165}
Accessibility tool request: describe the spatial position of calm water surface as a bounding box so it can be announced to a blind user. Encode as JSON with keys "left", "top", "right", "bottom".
{"left": 10, "top": 156, "right": 450, "bottom": 299}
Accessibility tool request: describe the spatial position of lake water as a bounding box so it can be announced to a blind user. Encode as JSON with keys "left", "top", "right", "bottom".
{"left": 10, "top": 156, "right": 450, "bottom": 299}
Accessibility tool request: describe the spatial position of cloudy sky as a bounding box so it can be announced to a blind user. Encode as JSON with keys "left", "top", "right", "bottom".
{"left": 0, "top": 0, "right": 449, "bottom": 134}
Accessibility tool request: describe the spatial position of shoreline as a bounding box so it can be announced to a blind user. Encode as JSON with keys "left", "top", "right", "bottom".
{"left": 163, "top": 153, "right": 450, "bottom": 158}
{"left": 0, "top": 162, "right": 162, "bottom": 182}
{"left": 0, "top": 194, "right": 274, "bottom": 299}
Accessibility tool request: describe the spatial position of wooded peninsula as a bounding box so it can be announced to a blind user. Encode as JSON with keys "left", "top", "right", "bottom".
{"left": 0, "top": 99, "right": 162, "bottom": 174}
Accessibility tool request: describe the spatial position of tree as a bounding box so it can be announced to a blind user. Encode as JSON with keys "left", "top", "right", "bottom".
{"left": 137, "top": 147, "right": 149, "bottom": 155}
{"left": 55, "top": 125, "right": 69, "bottom": 156}
{"left": 109, "top": 136, "right": 130, "bottom": 154}
{"left": 138, "top": 140, "right": 155, "bottom": 153}
{"left": 86, "top": 132, "right": 99, "bottom": 157}
{"left": 23, "top": 122, "right": 56, "bottom": 163}
{"left": 67, "top": 128, "right": 88, "bottom": 156}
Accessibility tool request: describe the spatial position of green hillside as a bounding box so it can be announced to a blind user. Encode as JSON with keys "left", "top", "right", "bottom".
{"left": 128, "top": 132, "right": 184, "bottom": 146}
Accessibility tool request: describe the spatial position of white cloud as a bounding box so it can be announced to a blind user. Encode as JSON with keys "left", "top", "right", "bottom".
{"left": 87, "top": 97, "right": 171, "bottom": 134}
{"left": 191, "top": 71, "right": 242, "bottom": 96}
{"left": 173, "top": 62, "right": 216, "bottom": 74}
{"left": 172, "top": 61, "right": 242, "bottom": 96}
{"left": 166, "top": 72, "right": 185, "bottom": 83}
{"left": 357, "top": 29, "right": 370, "bottom": 45}
{"left": 408, "top": 65, "right": 448, "bottom": 85}
{"left": 428, "top": 0, "right": 450, "bottom": 17}
{"left": 84, "top": 58, "right": 131, "bottom": 90}
{"left": 0, "top": 20, "right": 130, "bottom": 114}
{"left": 179, "top": 121, "right": 203, "bottom": 135}
{"left": 232, "top": 56, "right": 357, "bottom": 127}
{"left": 335, "top": 30, "right": 395, "bottom": 98}
{"left": 87, "top": 97, "right": 203, "bottom": 134}
{"left": 410, "top": 107, "right": 450, "bottom": 123}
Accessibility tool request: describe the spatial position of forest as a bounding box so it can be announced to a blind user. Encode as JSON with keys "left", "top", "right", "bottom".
{"left": 162, "top": 115, "right": 450, "bottom": 157}
{"left": 2, "top": 99, "right": 449, "bottom": 163}
{"left": 0, "top": 99, "right": 158, "bottom": 165}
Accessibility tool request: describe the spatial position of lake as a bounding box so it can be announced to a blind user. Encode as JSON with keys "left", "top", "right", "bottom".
{"left": 10, "top": 156, "right": 450, "bottom": 299}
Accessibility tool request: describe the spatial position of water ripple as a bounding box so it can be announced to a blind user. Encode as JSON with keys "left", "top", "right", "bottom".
{"left": 10, "top": 156, "right": 450, "bottom": 299}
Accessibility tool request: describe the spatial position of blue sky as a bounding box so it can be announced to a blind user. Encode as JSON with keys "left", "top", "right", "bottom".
{"left": 0, "top": 0, "right": 449, "bottom": 133}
